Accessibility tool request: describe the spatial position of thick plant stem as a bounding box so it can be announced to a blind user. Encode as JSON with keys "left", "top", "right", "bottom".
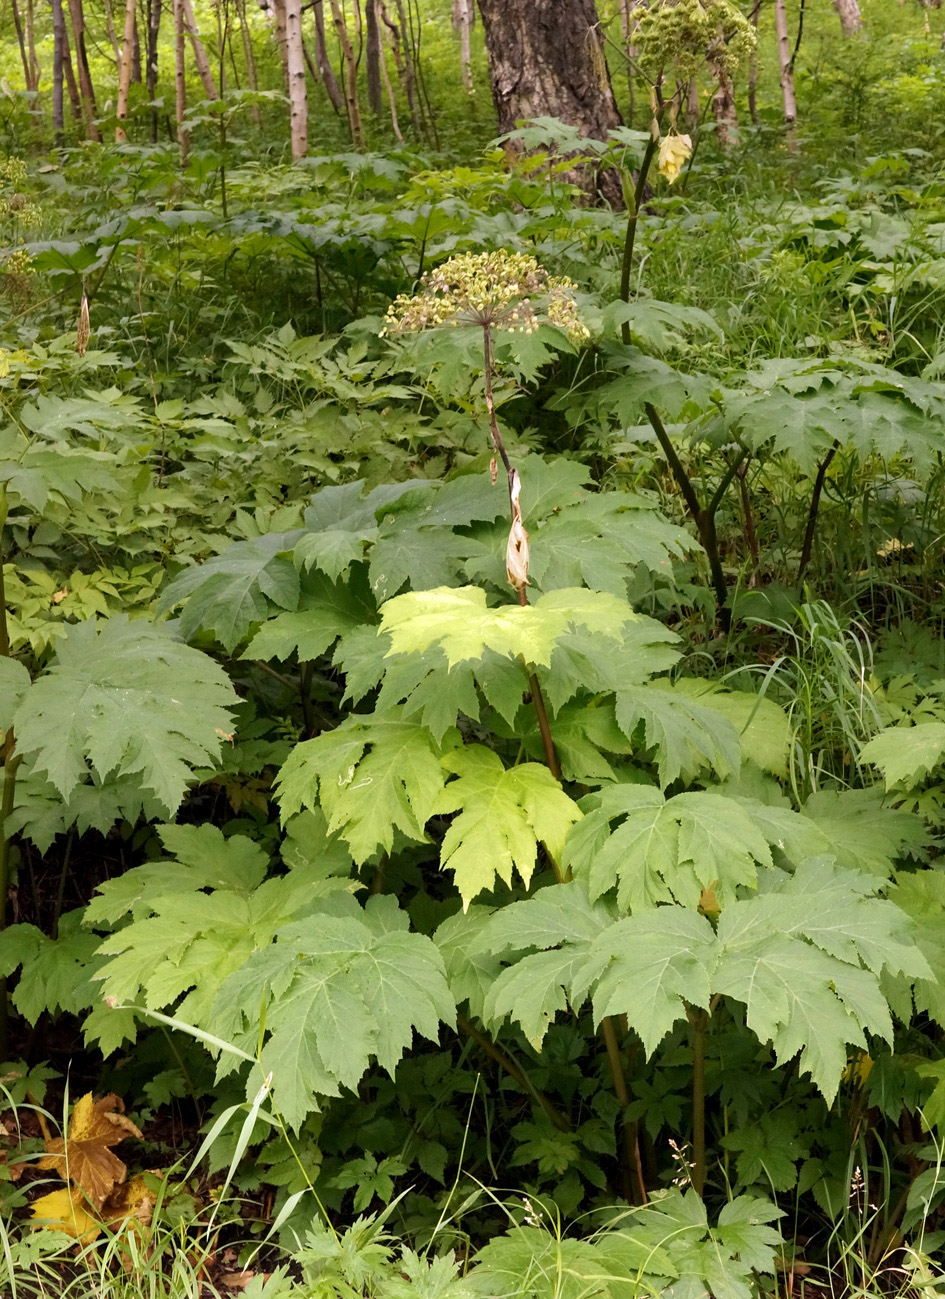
{"left": 689, "top": 1008, "right": 708, "bottom": 1196}
{"left": 0, "top": 740, "right": 22, "bottom": 1060}
{"left": 644, "top": 403, "right": 733, "bottom": 629}
{"left": 457, "top": 1013, "right": 570, "bottom": 1132}
{"left": 619, "top": 119, "right": 662, "bottom": 341}
{"left": 797, "top": 441, "right": 839, "bottom": 588}
{"left": 602, "top": 1016, "right": 647, "bottom": 1204}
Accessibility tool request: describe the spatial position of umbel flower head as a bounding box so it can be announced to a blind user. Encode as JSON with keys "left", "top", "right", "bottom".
{"left": 382, "top": 251, "right": 589, "bottom": 341}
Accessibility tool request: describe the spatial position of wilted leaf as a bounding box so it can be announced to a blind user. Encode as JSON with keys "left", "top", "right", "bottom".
{"left": 38, "top": 1093, "right": 141, "bottom": 1208}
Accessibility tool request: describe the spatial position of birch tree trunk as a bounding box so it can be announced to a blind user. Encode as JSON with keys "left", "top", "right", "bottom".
{"left": 181, "top": 0, "right": 218, "bottom": 99}
{"left": 66, "top": 0, "right": 100, "bottom": 139}
{"left": 832, "top": 0, "right": 862, "bottom": 34}
{"left": 774, "top": 0, "right": 797, "bottom": 126}
{"left": 366, "top": 0, "right": 383, "bottom": 114}
{"left": 328, "top": 0, "right": 364, "bottom": 147}
{"left": 271, "top": 0, "right": 289, "bottom": 90}
{"left": 452, "top": 0, "right": 473, "bottom": 93}
{"left": 283, "top": 0, "right": 308, "bottom": 158}
{"left": 115, "top": 0, "right": 137, "bottom": 141}
{"left": 174, "top": 0, "right": 189, "bottom": 163}
{"left": 311, "top": 1, "right": 343, "bottom": 111}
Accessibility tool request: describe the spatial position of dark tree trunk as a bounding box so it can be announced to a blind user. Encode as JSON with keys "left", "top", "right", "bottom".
{"left": 51, "top": 0, "right": 66, "bottom": 142}
{"left": 147, "top": 0, "right": 162, "bottom": 141}
{"left": 312, "top": 0, "right": 344, "bottom": 113}
{"left": 476, "top": 0, "right": 622, "bottom": 201}
{"left": 365, "top": 0, "right": 383, "bottom": 115}
{"left": 476, "top": 0, "right": 620, "bottom": 140}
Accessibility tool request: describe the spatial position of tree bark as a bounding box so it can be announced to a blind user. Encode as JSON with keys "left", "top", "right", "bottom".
{"left": 748, "top": 0, "right": 760, "bottom": 124}
{"left": 452, "top": 0, "right": 473, "bottom": 93}
{"left": 328, "top": 0, "right": 364, "bottom": 147}
{"left": 66, "top": 0, "right": 100, "bottom": 138}
{"left": 311, "top": 1, "right": 343, "bottom": 112}
{"left": 366, "top": 0, "right": 383, "bottom": 114}
{"left": 10, "top": 0, "right": 31, "bottom": 92}
{"left": 476, "top": 0, "right": 622, "bottom": 199}
{"left": 709, "top": 35, "right": 737, "bottom": 149}
{"left": 774, "top": 0, "right": 797, "bottom": 126}
{"left": 115, "top": 0, "right": 137, "bottom": 141}
{"left": 271, "top": 0, "right": 289, "bottom": 90}
{"left": 832, "top": 0, "right": 862, "bottom": 33}
{"left": 62, "top": 27, "right": 83, "bottom": 121}
{"left": 25, "top": 0, "right": 41, "bottom": 92}
{"left": 131, "top": 14, "right": 142, "bottom": 82}
{"left": 51, "top": 0, "right": 66, "bottom": 141}
{"left": 380, "top": 0, "right": 420, "bottom": 133}
{"left": 146, "top": 0, "right": 162, "bottom": 140}
{"left": 235, "top": 0, "right": 262, "bottom": 122}
{"left": 173, "top": 0, "right": 189, "bottom": 162}
{"left": 284, "top": 0, "right": 308, "bottom": 157}
{"left": 100, "top": 0, "right": 121, "bottom": 57}
{"left": 377, "top": 5, "right": 402, "bottom": 140}
{"left": 476, "top": 0, "right": 621, "bottom": 139}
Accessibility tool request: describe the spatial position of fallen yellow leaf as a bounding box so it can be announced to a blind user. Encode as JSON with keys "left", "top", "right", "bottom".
{"left": 30, "top": 1186, "right": 101, "bottom": 1242}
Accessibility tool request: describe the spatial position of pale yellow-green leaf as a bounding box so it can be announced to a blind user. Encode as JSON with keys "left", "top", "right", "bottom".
{"left": 434, "top": 745, "right": 582, "bottom": 906}
{"left": 380, "top": 586, "right": 634, "bottom": 669}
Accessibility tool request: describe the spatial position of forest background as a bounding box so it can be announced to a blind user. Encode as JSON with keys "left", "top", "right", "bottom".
{"left": 3, "top": 0, "right": 945, "bottom": 1295}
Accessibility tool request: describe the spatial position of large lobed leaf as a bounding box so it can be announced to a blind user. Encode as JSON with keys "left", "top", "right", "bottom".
{"left": 13, "top": 617, "right": 238, "bottom": 818}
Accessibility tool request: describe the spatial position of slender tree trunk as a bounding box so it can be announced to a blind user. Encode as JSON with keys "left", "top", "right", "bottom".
{"left": 380, "top": 0, "right": 420, "bottom": 133}
{"left": 66, "top": 0, "right": 100, "bottom": 139}
{"left": 366, "top": 0, "right": 383, "bottom": 114}
{"left": 709, "top": 36, "right": 737, "bottom": 148}
{"left": 131, "top": 14, "right": 142, "bottom": 81}
{"left": 620, "top": 0, "right": 638, "bottom": 118}
{"left": 234, "top": 0, "right": 261, "bottom": 122}
{"left": 774, "top": 0, "right": 797, "bottom": 127}
{"left": 748, "top": 0, "right": 760, "bottom": 124}
{"left": 51, "top": 0, "right": 66, "bottom": 141}
{"left": 685, "top": 76, "right": 699, "bottom": 129}
{"left": 173, "top": 0, "right": 189, "bottom": 162}
{"left": 115, "top": 0, "right": 137, "bottom": 141}
{"left": 147, "top": 0, "right": 162, "bottom": 140}
{"left": 311, "top": 0, "right": 343, "bottom": 111}
{"left": 181, "top": 0, "right": 218, "bottom": 98}
{"left": 452, "top": 0, "right": 473, "bottom": 92}
{"left": 10, "top": 0, "right": 31, "bottom": 92}
{"left": 284, "top": 0, "right": 308, "bottom": 157}
{"left": 476, "top": 0, "right": 623, "bottom": 199}
{"left": 62, "top": 26, "right": 82, "bottom": 120}
{"left": 377, "top": 2, "right": 402, "bottom": 139}
{"left": 271, "top": 0, "right": 289, "bottom": 89}
{"left": 328, "top": 0, "right": 364, "bottom": 147}
{"left": 101, "top": 0, "right": 121, "bottom": 57}
{"left": 25, "top": 0, "right": 41, "bottom": 92}
{"left": 832, "top": 0, "right": 862, "bottom": 33}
